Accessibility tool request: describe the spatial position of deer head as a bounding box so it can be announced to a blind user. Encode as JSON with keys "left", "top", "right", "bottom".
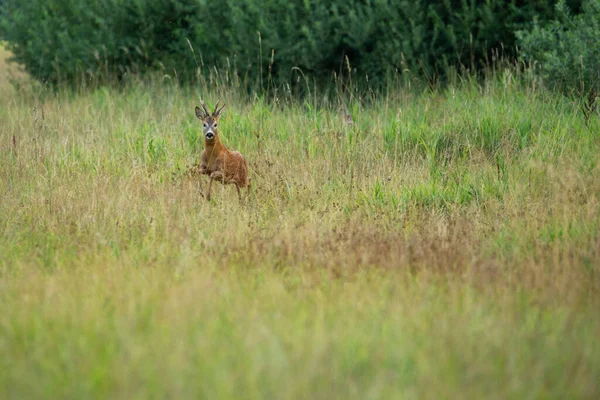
{"left": 195, "top": 100, "right": 226, "bottom": 141}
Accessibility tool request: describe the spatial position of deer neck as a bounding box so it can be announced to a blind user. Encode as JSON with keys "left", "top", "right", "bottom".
{"left": 204, "top": 135, "right": 225, "bottom": 156}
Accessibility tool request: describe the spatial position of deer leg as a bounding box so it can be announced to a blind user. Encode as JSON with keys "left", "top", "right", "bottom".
{"left": 197, "top": 175, "right": 205, "bottom": 198}
{"left": 206, "top": 177, "right": 213, "bottom": 201}
{"left": 195, "top": 163, "right": 208, "bottom": 198}
{"left": 235, "top": 184, "right": 242, "bottom": 201}
{"left": 207, "top": 171, "right": 223, "bottom": 201}
{"left": 247, "top": 179, "right": 252, "bottom": 200}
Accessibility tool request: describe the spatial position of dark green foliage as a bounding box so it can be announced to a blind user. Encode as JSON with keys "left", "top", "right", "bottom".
{"left": 517, "top": 0, "right": 599, "bottom": 119}
{"left": 0, "top": 0, "right": 582, "bottom": 88}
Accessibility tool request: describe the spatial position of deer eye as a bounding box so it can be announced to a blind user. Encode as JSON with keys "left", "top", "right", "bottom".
{"left": 213, "top": 123, "right": 218, "bottom": 128}
{"left": 203, "top": 122, "right": 208, "bottom": 128}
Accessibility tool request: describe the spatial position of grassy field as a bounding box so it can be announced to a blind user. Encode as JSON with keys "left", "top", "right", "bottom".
{"left": 1, "top": 44, "right": 600, "bottom": 399}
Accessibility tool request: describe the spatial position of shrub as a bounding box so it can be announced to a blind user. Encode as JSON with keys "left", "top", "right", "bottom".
{"left": 0, "top": 0, "right": 581, "bottom": 88}
{"left": 0, "top": 0, "right": 4, "bottom": 35}
{"left": 517, "top": 0, "right": 600, "bottom": 119}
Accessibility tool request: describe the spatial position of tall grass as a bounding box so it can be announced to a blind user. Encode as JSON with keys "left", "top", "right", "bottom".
{"left": 1, "top": 48, "right": 599, "bottom": 399}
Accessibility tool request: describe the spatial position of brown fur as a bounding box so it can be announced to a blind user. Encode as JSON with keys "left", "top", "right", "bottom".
{"left": 195, "top": 101, "right": 250, "bottom": 201}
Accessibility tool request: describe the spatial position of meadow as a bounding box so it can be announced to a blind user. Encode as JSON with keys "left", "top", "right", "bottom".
{"left": 1, "top": 45, "right": 599, "bottom": 399}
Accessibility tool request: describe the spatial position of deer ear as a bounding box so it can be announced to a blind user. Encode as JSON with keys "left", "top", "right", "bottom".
{"left": 195, "top": 106, "right": 204, "bottom": 120}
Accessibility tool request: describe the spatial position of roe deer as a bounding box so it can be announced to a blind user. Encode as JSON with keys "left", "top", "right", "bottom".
{"left": 195, "top": 100, "right": 250, "bottom": 201}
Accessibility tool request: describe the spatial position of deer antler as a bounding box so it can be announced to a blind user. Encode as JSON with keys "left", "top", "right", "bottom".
{"left": 213, "top": 100, "right": 226, "bottom": 117}
{"left": 200, "top": 100, "right": 210, "bottom": 118}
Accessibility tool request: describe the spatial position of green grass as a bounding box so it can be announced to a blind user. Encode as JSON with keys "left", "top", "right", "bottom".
{"left": 1, "top": 52, "right": 599, "bottom": 398}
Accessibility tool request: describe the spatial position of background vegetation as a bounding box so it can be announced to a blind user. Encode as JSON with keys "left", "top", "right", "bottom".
{"left": 0, "top": 0, "right": 584, "bottom": 88}
{"left": 518, "top": 0, "right": 600, "bottom": 120}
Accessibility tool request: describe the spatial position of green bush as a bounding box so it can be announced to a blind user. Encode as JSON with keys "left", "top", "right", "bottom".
{"left": 517, "top": 0, "right": 599, "bottom": 118}
{"left": 0, "top": 0, "right": 581, "bottom": 88}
